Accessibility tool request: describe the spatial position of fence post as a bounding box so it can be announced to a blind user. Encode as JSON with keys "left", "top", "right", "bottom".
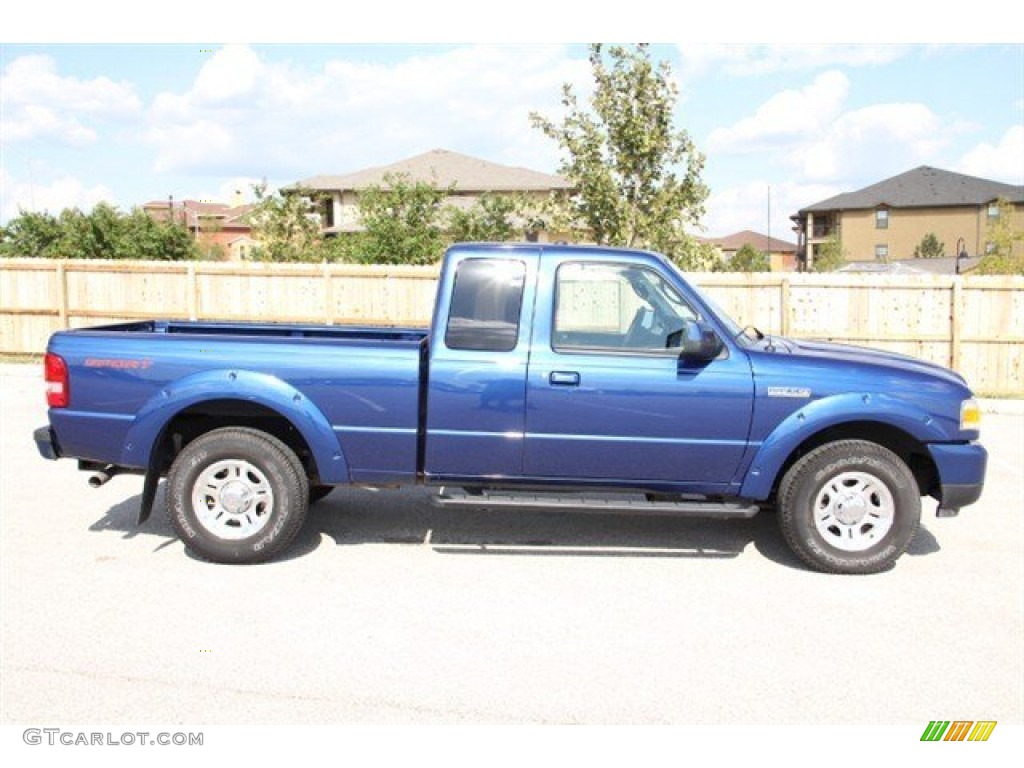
{"left": 187, "top": 263, "right": 198, "bottom": 321}
{"left": 950, "top": 276, "right": 962, "bottom": 371}
{"left": 323, "top": 262, "right": 334, "bottom": 325}
{"left": 780, "top": 277, "right": 791, "bottom": 336}
{"left": 56, "top": 261, "right": 69, "bottom": 329}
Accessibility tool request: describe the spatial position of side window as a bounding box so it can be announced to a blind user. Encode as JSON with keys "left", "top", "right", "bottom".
{"left": 553, "top": 262, "right": 698, "bottom": 353}
{"left": 445, "top": 259, "right": 526, "bottom": 352}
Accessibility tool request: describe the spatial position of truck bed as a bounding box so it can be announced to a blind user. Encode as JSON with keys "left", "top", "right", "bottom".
{"left": 47, "top": 320, "right": 429, "bottom": 485}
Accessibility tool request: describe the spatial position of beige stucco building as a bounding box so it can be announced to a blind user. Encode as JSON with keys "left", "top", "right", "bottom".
{"left": 294, "top": 148, "right": 577, "bottom": 243}
{"left": 791, "top": 166, "right": 1024, "bottom": 269}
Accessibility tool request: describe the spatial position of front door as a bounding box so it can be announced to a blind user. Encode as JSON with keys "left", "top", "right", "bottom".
{"left": 523, "top": 258, "right": 753, "bottom": 491}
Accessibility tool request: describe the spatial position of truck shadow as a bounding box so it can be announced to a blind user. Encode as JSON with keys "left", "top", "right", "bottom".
{"left": 88, "top": 485, "right": 178, "bottom": 550}
{"left": 308, "top": 487, "right": 941, "bottom": 570}
{"left": 90, "top": 484, "right": 941, "bottom": 570}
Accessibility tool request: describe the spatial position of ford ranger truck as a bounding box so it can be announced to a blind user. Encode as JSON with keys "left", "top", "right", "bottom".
{"left": 34, "top": 243, "right": 987, "bottom": 573}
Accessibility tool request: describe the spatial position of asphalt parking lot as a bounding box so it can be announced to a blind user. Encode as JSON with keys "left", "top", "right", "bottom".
{"left": 1, "top": 363, "right": 1022, "bottom": 726}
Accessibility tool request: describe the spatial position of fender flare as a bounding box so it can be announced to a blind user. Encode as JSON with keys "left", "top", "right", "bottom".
{"left": 120, "top": 369, "right": 350, "bottom": 484}
{"left": 738, "top": 392, "right": 949, "bottom": 500}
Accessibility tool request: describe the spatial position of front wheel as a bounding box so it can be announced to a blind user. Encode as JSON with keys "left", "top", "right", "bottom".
{"left": 778, "top": 440, "right": 920, "bottom": 574}
{"left": 167, "top": 427, "right": 310, "bottom": 563}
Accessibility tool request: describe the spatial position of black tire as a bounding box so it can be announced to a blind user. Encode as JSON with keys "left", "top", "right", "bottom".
{"left": 167, "top": 427, "right": 309, "bottom": 564}
{"left": 778, "top": 439, "right": 920, "bottom": 574}
{"left": 309, "top": 485, "right": 334, "bottom": 504}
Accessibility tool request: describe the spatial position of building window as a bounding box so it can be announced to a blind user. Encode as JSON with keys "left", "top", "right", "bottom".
{"left": 875, "top": 244, "right": 889, "bottom": 261}
{"left": 320, "top": 198, "right": 335, "bottom": 229}
{"left": 875, "top": 209, "right": 889, "bottom": 229}
{"left": 987, "top": 202, "right": 1000, "bottom": 219}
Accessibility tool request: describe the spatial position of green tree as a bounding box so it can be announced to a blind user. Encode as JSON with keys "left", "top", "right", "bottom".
{"left": 0, "top": 209, "right": 63, "bottom": 258}
{"left": 530, "top": 43, "right": 709, "bottom": 267}
{"left": 120, "top": 208, "right": 199, "bottom": 261}
{"left": 446, "top": 193, "right": 520, "bottom": 243}
{"left": 913, "top": 232, "right": 945, "bottom": 259}
{"left": 247, "top": 183, "right": 324, "bottom": 262}
{"left": 720, "top": 243, "right": 770, "bottom": 272}
{"left": 975, "top": 198, "right": 1023, "bottom": 275}
{"left": 811, "top": 234, "right": 846, "bottom": 272}
{"left": 54, "top": 203, "right": 121, "bottom": 259}
{"left": 2, "top": 204, "right": 200, "bottom": 261}
{"left": 347, "top": 173, "right": 451, "bottom": 265}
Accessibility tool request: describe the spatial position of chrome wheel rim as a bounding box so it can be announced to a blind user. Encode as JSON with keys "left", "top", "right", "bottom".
{"left": 813, "top": 471, "right": 895, "bottom": 552}
{"left": 192, "top": 460, "right": 274, "bottom": 540}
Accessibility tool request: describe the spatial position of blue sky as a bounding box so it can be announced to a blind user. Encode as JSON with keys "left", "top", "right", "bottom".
{"left": 2, "top": 9, "right": 1022, "bottom": 242}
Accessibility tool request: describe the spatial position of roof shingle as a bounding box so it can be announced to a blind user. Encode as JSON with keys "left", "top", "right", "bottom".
{"left": 296, "top": 148, "right": 574, "bottom": 193}
{"left": 799, "top": 166, "right": 1024, "bottom": 213}
{"left": 701, "top": 230, "right": 797, "bottom": 252}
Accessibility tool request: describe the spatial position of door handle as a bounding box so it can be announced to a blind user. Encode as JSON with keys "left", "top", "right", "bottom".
{"left": 549, "top": 371, "right": 580, "bottom": 387}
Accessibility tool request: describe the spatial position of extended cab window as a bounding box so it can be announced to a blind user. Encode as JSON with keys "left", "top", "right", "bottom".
{"left": 554, "top": 262, "right": 698, "bottom": 353}
{"left": 445, "top": 259, "right": 526, "bottom": 352}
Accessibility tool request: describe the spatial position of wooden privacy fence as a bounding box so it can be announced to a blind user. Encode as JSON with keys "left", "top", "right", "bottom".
{"left": 1, "top": 259, "right": 1022, "bottom": 395}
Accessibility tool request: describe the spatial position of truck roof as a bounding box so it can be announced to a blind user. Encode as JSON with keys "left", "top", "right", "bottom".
{"left": 447, "top": 241, "right": 671, "bottom": 265}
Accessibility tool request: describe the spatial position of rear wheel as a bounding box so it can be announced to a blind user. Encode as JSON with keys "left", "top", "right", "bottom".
{"left": 167, "top": 427, "right": 309, "bottom": 563}
{"left": 778, "top": 440, "right": 920, "bottom": 574}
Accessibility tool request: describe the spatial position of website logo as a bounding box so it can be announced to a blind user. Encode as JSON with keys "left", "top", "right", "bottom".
{"left": 921, "top": 721, "right": 997, "bottom": 742}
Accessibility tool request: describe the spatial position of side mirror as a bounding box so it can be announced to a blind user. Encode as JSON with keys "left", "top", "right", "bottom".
{"left": 667, "top": 320, "right": 724, "bottom": 363}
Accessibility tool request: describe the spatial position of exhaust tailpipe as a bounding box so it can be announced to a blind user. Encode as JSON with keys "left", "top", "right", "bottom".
{"left": 88, "top": 466, "right": 120, "bottom": 488}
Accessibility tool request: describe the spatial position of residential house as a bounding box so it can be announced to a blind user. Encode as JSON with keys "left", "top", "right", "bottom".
{"left": 701, "top": 230, "right": 798, "bottom": 272}
{"left": 143, "top": 195, "right": 257, "bottom": 261}
{"left": 791, "top": 166, "right": 1024, "bottom": 270}
{"left": 293, "top": 148, "right": 577, "bottom": 242}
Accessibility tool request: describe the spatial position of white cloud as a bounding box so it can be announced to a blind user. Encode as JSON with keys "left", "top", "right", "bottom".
{"left": 708, "top": 71, "right": 969, "bottom": 184}
{"left": 790, "top": 103, "right": 952, "bottom": 180}
{"left": 147, "top": 119, "right": 237, "bottom": 174}
{"left": 706, "top": 71, "right": 849, "bottom": 153}
{"left": 192, "top": 45, "right": 263, "bottom": 105}
{"left": 678, "top": 44, "right": 913, "bottom": 78}
{"left": 958, "top": 125, "right": 1024, "bottom": 184}
{"left": 142, "top": 44, "right": 591, "bottom": 179}
{"left": 702, "top": 180, "right": 841, "bottom": 240}
{"left": 0, "top": 167, "right": 115, "bottom": 221}
{"left": 0, "top": 54, "right": 141, "bottom": 146}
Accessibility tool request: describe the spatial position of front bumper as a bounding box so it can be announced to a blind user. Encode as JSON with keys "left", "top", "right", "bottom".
{"left": 927, "top": 442, "right": 987, "bottom": 515}
{"left": 34, "top": 426, "right": 61, "bottom": 461}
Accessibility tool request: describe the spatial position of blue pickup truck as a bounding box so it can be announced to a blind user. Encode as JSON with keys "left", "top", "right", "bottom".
{"left": 35, "top": 243, "right": 987, "bottom": 573}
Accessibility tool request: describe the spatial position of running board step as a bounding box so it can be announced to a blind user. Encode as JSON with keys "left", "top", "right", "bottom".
{"left": 432, "top": 488, "right": 759, "bottom": 518}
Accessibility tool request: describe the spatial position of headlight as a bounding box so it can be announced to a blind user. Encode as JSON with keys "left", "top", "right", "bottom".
{"left": 960, "top": 398, "right": 981, "bottom": 432}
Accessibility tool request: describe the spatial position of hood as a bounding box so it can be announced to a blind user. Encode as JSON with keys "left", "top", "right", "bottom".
{"left": 777, "top": 337, "right": 967, "bottom": 388}
{"left": 745, "top": 335, "right": 974, "bottom": 408}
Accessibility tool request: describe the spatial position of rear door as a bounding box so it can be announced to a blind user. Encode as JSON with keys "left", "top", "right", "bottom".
{"left": 424, "top": 250, "right": 539, "bottom": 479}
{"left": 523, "top": 254, "right": 754, "bottom": 492}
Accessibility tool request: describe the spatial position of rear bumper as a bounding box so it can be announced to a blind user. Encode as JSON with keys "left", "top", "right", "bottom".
{"left": 34, "top": 426, "right": 61, "bottom": 461}
{"left": 927, "top": 442, "right": 987, "bottom": 514}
